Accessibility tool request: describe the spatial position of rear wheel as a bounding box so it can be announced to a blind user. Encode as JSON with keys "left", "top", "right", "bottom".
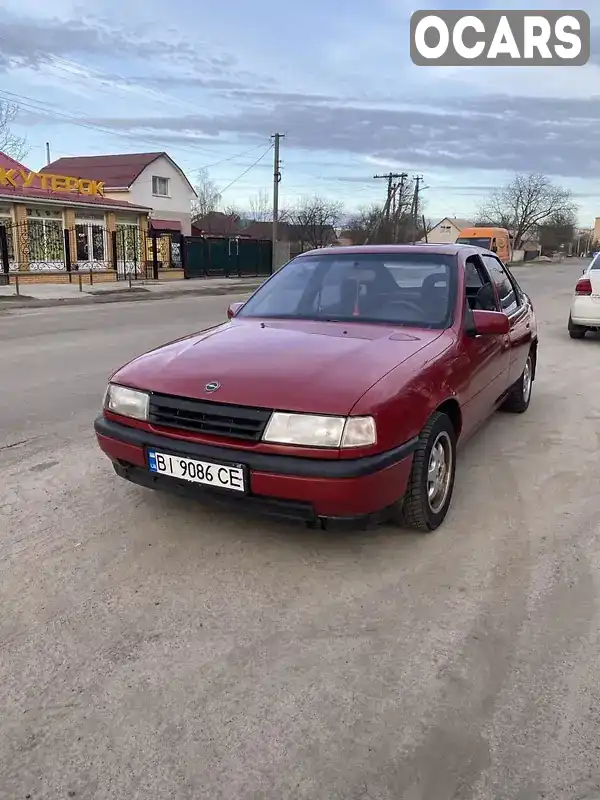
{"left": 568, "top": 314, "right": 587, "bottom": 339}
{"left": 502, "top": 351, "right": 533, "bottom": 414}
{"left": 392, "top": 411, "right": 457, "bottom": 532}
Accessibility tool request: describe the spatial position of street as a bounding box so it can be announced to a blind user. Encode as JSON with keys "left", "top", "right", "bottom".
{"left": 2, "top": 260, "right": 600, "bottom": 799}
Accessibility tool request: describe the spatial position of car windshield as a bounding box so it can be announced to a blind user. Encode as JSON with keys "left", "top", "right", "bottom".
{"left": 456, "top": 237, "right": 492, "bottom": 249}
{"left": 237, "top": 252, "right": 457, "bottom": 329}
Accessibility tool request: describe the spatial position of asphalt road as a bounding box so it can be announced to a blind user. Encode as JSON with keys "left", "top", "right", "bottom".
{"left": 2, "top": 261, "right": 600, "bottom": 800}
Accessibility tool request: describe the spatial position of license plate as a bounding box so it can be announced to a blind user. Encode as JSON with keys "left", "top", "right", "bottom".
{"left": 148, "top": 450, "right": 245, "bottom": 492}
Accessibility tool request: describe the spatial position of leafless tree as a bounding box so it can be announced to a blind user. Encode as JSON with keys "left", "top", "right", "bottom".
{"left": 283, "top": 195, "right": 343, "bottom": 250}
{"left": 537, "top": 208, "right": 577, "bottom": 255}
{"left": 345, "top": 204, "right": 385, "bottom": 245}
{"left": 248, "top": 188, "right": 271, "bottom": 222}
{"left": 477, "top": 173, "right": 577, "bottom": 249}
{"left": 191, "top": 168, "right": 221, "bottom": 220}
{"left": 0, "top": 100, "right": 28, "bottom": 161}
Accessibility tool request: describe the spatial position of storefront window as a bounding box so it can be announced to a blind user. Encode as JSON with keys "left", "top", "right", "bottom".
{"left": 0, "top": 206, "right": 14, "bottom": 264}
{"left": 26, "top": 208, "right": 64, "bottom": 266}
{"left": 27, "top": 218, "right": 63, "bottom": 263}
{"left": 76, "top": 223, "right": 106, "bottom": 262}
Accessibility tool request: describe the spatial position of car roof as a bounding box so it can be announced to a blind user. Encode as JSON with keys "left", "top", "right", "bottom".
{"left": 296, "top": 243, "right": 494, "bottom": 258}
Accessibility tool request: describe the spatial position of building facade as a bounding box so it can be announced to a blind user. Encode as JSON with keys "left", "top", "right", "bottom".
{"left": 422, "top": 217, "right": 473, "bottom": 244}
{"left": 42, "top": 152, "right": 196, "bottom": 236}
{"left": 0, "top": 152, "right": 151, "bottom": 277}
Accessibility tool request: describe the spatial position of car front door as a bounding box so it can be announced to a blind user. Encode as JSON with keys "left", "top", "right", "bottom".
{"left": 457, "top": 254, "right": 511, "bottom": 437}
{"left": 481, "top": 254, "right": 533, "bottom": 387}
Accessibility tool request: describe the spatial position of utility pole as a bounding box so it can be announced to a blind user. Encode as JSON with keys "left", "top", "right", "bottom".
{"left": 271, "top": 133, "right": 284, "bottom": 272}
{"left": 372, "top": 173, "right": 405, "bottom": 243}
{"left": 392, "top": 173, "right": 408, "bottom": 243}
{"left": 45, "top": 142, "right": 51, "bottom": 165}
{"left": 411, "top": 175, "right": 424, "bottom": 243}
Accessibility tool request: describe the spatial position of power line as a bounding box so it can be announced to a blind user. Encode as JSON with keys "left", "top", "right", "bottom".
{"left": 218, "top": 145, "right": 273, "bottom": 194}
{"left": 0, "top": 34, "right": 235, "bottom": 148}
{"left": 0, "top": 88, "right": 271, "bottom": 172}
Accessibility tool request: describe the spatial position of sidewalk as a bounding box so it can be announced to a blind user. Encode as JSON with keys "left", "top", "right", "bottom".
{"left": 0, "top": 276, "right": 266, "bottom": 310}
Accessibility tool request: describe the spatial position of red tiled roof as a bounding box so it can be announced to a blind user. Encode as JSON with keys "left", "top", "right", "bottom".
{"left": 0, "top": 150, "right": 150, "bottom": 210}
{"left": 40, "top": 151, "right": 197, "bottom": 197}
{"left": 40, "top": 152, "right": 164, "bottom": 188}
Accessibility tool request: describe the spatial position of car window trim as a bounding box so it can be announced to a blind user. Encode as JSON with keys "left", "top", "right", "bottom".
{"left": 482, "top": 254, "right": 522, "bottom": 316}
{"left": 467, "top": 254, "right": 501, "bottom": 312}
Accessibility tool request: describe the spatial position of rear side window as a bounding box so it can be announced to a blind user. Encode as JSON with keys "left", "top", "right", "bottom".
{"left": 591, "top": 254, "right": 600, "bottom": 269}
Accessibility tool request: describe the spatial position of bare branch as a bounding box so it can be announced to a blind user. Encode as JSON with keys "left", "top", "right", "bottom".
{"left": 191, "top": 168, "right": 221, "bottom": 220}
{"left": 0, "top": 100, "right": 28, "bottom": 161}
{"left": 248, "top": 188, "right": 271, "bottom": 222}
{"left": 285, "top": 195, "right": 343, "bottom": 250}
{"left": 478, "top": 173, "right": 577, "bottom": 249}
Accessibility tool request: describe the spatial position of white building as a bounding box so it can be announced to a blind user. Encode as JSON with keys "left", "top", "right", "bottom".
{"left": 43, "top": 152, "right": 197, "bottom": 236}
{"left": 422, "top": 217, "right": 473, "bottom": 244}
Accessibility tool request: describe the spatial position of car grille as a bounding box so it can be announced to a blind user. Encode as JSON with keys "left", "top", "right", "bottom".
{"left": 148, "top": 393, "right": 272, "bottom": 441}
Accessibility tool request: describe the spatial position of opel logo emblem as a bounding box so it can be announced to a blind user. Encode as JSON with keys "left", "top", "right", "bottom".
{"left": 205, "top": 381, "right": 220, "bottom": 392}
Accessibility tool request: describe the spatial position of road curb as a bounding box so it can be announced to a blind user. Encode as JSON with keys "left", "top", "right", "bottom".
{"left": 0, "top": 281, "right": 263, "bottom": 311}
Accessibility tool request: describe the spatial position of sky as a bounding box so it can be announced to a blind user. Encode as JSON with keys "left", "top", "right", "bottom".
{"left": 1, "top": 0, "right": 599, "bottom": 225}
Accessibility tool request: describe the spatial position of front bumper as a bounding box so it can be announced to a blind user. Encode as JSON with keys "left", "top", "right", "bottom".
{"left": 94, "top": 415, "right": 417, "bottom": 528}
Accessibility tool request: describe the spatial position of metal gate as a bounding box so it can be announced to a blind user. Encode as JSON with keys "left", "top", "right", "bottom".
{"left": 183, "top": 236, "right": 272, "bottom": 278}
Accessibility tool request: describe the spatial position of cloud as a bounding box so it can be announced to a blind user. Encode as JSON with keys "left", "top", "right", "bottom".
{"left": 0, "top": 13, "right": 237, "bottom": 73}
{"left": 68, "top": 89, "right": 600, "bottom": 179}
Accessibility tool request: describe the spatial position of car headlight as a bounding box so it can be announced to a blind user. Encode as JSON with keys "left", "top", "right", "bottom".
{"left": 262, "top": 412, "right": 376, "bottom": 448}
{"left": 104, "top": 383, "right": 149, "bottom": 420}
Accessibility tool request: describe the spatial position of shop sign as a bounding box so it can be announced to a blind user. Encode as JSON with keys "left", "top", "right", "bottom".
{"left": 0, "top": 168, "right": 104, "bottom": 196}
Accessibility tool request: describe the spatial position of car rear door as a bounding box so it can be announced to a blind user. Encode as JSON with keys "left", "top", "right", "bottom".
{"left": 480, "top": 254, "right": 533, "bottom": 387}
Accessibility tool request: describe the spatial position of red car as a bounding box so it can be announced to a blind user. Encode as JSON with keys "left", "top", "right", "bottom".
{"left": 95, "top": 244, "right": 537, "bottom": 532}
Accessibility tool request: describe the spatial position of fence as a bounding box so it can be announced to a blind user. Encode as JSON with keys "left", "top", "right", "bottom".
{"left": 0, "top": 220, "right": 185, "bottom": 284}
{"left": 183, "top": 236, "right": 272, "bottom": 279}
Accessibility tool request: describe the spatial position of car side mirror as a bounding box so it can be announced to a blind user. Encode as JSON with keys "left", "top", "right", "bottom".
{"left": 468, "top": 309, "right": 510, "bottom": 337}
{"left": 227, "top": 301, "right": 244, "bottom": 319}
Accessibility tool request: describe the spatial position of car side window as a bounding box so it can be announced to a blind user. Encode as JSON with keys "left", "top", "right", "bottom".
{"left": 465, "top": 255, "right": 498, "bottom": 312}
{"left": 481, "top": 255, "right": 519, "bottom": 315}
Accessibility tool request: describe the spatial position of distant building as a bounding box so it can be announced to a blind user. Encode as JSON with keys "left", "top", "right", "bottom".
{"left": 422, "top": 217, "right": 473, "bottom": 244}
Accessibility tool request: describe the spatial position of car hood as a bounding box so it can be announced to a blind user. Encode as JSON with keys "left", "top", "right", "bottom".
{"left": 113, "top": 318, "right": 443, "bottom": 415}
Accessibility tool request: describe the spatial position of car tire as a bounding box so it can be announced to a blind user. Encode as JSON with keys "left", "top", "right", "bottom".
{"left": 502, "top": 350, "right": 534, "bottom": 414}
{"left": 568, "top": 314, "right": 587, "bottom": 339}
{"left": 393, "top": 411, "right": 457, "bottom": 532}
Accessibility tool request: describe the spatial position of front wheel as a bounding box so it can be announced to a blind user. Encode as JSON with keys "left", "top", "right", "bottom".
{"left": 393, "top": 411, "right": 457, "bottom": 532}
{"left": 502, "top": 351, "right": 534, "bottom": 414}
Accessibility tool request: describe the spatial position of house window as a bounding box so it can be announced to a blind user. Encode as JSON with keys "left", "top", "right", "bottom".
{"left": 26, "top": 207, "right": 64, "bottom": 265}
{"left": 152, "top": 176, "right": 170, "bottom": 197}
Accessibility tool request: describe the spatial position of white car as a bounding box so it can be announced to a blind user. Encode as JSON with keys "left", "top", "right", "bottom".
{"left": 568, "top": 255, "right": 600, "bottom": 339}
